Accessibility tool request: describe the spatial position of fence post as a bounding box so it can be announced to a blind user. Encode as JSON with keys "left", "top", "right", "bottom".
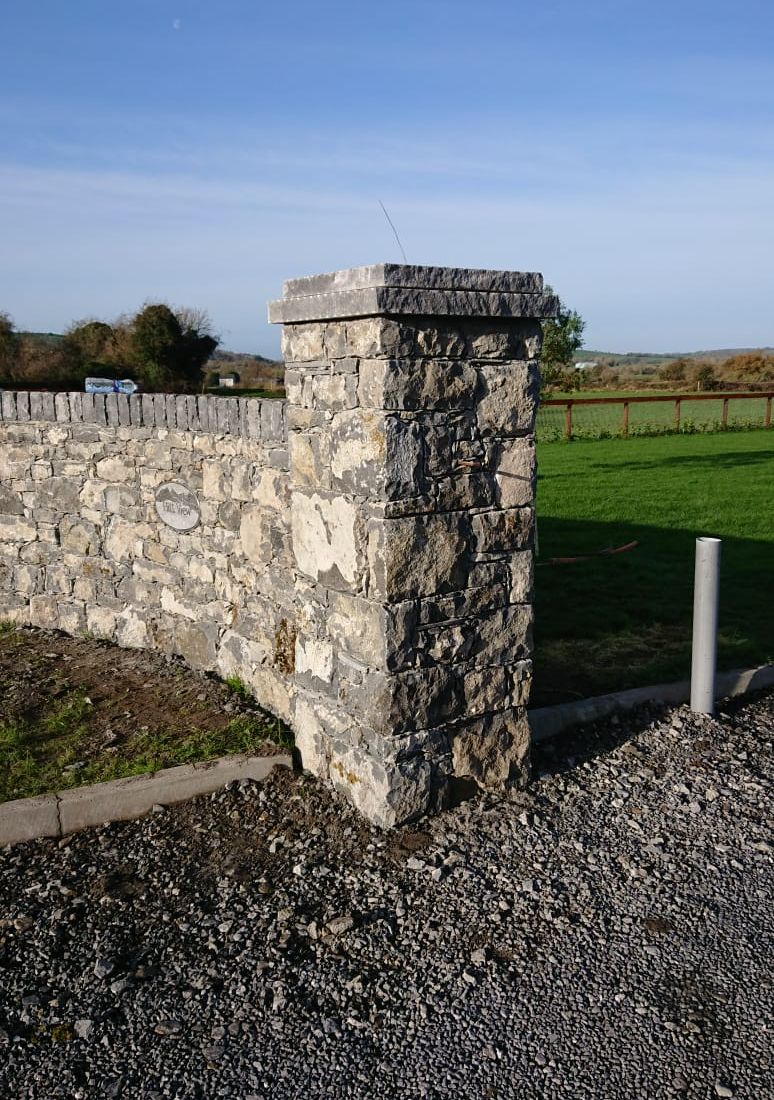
{"left": 622, "top": 400, "right": 629, "bottom": 437}
{"left": 690, "top": 537, "right": 721, "bottom": 714}
{"left": 766, "top": 394, "right": 772, "bottom": 428}
{"left": 722, "top": 397, "right": 729, "bottom": 428}
{"left": 674, "top": 398, "right": 681, "bottom": 430}
{"left": 565, "top": 401, "right": 573, "bottom": 441}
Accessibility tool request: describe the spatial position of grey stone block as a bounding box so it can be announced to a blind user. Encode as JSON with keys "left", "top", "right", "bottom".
{"left": 269, "top": 285, "right": 559, "bottom": 325}
{"left": 186, "top": 395, "right": 200, "bottom": 431}
{"left": 16, "top": 392, "right": 30, "bottom": 421}
{"left": 105, "top": 393, "right": 120, "bottom": 426}
{"left": 68, "top": 393, "right": 83, "bottom": 421}
{"left": 175, "top": 395, "right": 189, "bottom": 431}
{"left": 129, "top": 394, "right": 144, "bottom": 426}
{"left": 41, "top": 392, "right": 56, "bottom": 421}
{"left": 166, "top": 394, "right": 178, "bottom": 429}
{"left": 283, "top": 263, "right": 544, "bottom": 297}
{"left": 29, "top": 392, "right": 44, "bottom": 421}
{"left": 246, "top": 399, "right": 261, "bottom": 440}
{"left": 117, "top": 394, "right": 131, "bottom": 426}
{"left": 142, "top": 393, "right": 156, "bottom": 426}
{"left": 261, "top": 399, "right": 286, "bottom": 442}
{"left": 55, "top": 393, "right": 69, "bottom": 422}
{"left": 153, "top": 393, "right": 167, "bottom": 427}
{"left": 1, "top": 391, "right": 15, "bottom": 420}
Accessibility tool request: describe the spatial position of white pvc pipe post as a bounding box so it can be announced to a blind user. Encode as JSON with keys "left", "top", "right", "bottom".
{"left": 690, "top": 537, "right": 721, "bottom": 714}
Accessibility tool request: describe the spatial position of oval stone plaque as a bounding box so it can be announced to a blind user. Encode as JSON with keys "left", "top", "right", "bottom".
{"left": 154, "top": 481, "right": 201, "bottom": 532}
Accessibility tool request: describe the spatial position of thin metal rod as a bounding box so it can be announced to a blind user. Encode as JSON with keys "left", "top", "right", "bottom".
{"left": 690, "top": 537, "right": 721, "bottom": 714}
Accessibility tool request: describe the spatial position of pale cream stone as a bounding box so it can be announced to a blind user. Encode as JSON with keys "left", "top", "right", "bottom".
{"left": 291, "top": 491, "right": 361, "bottom": 589}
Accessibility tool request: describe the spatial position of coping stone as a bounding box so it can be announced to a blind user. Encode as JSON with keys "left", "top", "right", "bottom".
{"left": 269, "top": 265, "right": 558, "bottom": 324}
{"left": 283, "top": 263, "right": 545, "bottom": 296}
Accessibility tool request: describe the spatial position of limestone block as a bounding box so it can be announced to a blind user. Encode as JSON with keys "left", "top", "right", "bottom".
{"left": 31, "top": 477, "right": 81, "bottom": 514}
{"left": 339, "top": 665, "right": 463, "bottom": 737}
{"left": 329, "top": 411, "right": 424, "bottom": 500}
{"left": 291, "top": 491, "right": 363, "bottom": 591}
{"left": 460, "top": 605, "right": 533, "bottom": 666}
{"left": 174, "top": 620, "right": 219, "bottom": 670}
{"left": 244, "top": 666, "right": 292, "bottom": 724}
{"left": 476, "top": 362, "right": 539, "bottom": 437}
{"left": 0, "top": 515, "right": 37, "bottom": 542}
{"left": 95, "top": 456, "right": 135, "bottom": 483}
{"left": 29, "top": 595, "right": 59, "bottom": 629}
{"left": 58, "top": 601, "right": 86, "bottom": 634}
{"left": 216, "top": 629, "right": 271, "bottom": 679}
{"left": 358, "top": 358, "right": 478, "bottom": 411}
{"left": 416, "top": 579, "right": 508, "bottom": 625}
{"left": 311, "top": 373, "right": 359, "bottom": 412}
{"left": 104, "top": 518, "right": 151, "bottom": 562}
{"left": 462, "top": 665, "right": 509, "bottom": 717}
{"left": 368, "top": 513, "right": 469, "bottom": 601}
{"left": 495, "top": 438, "right": 536, "bottom": 508}
{"left": 239, "top": 505, "right": 275, "bottom": 566}
{"left": 104, "top": 485, "right": 140, "bottom": 515}
{"left": 59, "top": 516, "right": 100, "bottom": 556}
{"left": 450, "top": 708, "right": 530, "bottom": 788}
{"left": 328, "top": 743, "right": 433, "bottom": 829}
{"left": 471, "top": 508, "right": 533, "bottom": 556}
{"left": 252, "top": 468, "right": 290, "bottom": 510}
{"left": 280, "top": 323, "right": 327, "bottom": 363}
{"left": 13, "top": 564, "right": 42, "bottom": 596}
{"left": 289, "top": 431, "right": 331, "bottom": 490}
{"left": 295, "top": 633, "right": 335, "bottom": 690}
{"left": 327, "top": 589, "right": 415, "bottom": 670}
{"left": 44, "top": 565, "right": 72, "bottom": 595}
{"left": 0, "top": 486, "right": 24, "bottom": 514}
{"left": 115, "top": 608, "right": 151, "bottom": 649}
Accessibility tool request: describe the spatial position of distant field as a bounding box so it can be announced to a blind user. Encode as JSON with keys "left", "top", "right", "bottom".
{"left": 537, "top": 393, "right": 771, "bottom": 441}
{"left": 533, "top": 430, "right": 774, "bottom": 705}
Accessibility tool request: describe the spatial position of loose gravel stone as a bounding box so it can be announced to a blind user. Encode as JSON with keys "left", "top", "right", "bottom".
{"left": 0, "top": 691, "right": 772, "bottom": 1098}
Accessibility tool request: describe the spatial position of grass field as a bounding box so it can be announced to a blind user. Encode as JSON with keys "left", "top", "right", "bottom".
{"left": 533, "top": 430, "right": 774, "bottom": 704}
{"left": 537, "top": 393, "right": 771, "bottom": 441}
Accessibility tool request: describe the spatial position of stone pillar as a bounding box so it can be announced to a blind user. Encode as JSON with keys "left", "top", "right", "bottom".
{"left": 269, "top": 264, "right": 556, "bottom": 827}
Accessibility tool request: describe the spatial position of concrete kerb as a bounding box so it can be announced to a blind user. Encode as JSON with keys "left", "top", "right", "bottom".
{"left": 0, "top": 752, "right": 293, "bottom": 848}
{"left": 529, "top": 664, "right": 774, "bottom": 744}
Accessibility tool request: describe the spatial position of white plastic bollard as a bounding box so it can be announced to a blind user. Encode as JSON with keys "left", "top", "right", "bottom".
{"left": 690, "top": 537, "right": 721, "bottom": 714}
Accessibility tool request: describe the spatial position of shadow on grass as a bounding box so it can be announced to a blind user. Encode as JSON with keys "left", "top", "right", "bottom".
{"left": 533, "top": 516, "right": 774, "bottom": 706}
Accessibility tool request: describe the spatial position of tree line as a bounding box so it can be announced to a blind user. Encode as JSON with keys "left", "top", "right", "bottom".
{"left": 0, "top": 304, "right": 218, "bottom": 393}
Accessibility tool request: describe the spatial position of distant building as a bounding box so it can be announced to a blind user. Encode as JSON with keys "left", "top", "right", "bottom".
{"left": 218, "top": 372, "right": 240, "bottom": 388}
{"left": 574, "top": 361, "right": 598, "bottom": 371}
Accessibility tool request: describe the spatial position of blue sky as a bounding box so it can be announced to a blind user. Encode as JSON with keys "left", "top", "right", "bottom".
{"left": 2, "top": 0, "right": 773, "bottom": 356}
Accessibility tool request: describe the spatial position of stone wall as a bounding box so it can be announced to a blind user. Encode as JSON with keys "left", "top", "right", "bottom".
{"left": 0, "top": 264, "right": 555, "bottom": 827}
{"left": 0, "top": 391, "right": 295, "bottom": 722}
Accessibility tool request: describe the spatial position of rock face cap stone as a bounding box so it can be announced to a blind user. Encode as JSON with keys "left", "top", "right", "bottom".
{"left": 269, "top": 264, "right": 558, "bottom": 324}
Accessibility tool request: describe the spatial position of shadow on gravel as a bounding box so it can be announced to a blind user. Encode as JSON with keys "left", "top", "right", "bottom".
{"left": 530, "top": 701, "right": 670, "bottom": 779}
{"left": 531, "top": 687, "right": 773, "bottom": 781}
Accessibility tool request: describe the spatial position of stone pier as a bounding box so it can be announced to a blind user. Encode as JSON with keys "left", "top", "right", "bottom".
{"left": 270, "top": 264, "right": 556, "bottom": 825}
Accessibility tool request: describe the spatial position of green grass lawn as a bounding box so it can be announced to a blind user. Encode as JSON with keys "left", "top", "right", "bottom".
{"left": 537, "top": 394, "right": 770, "bottom": 441}
{"left": 533, "top": 430, "right": 774, "bottom": 704}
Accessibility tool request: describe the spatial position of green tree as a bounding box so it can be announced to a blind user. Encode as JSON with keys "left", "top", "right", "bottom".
{"left": 130, "top": 303, "right": 218, "bottom": 391}
{"left": 0, "top": 312, "right": 20, "bottom": 384}
{"left": 540, "top": 287, "right": 585, "bottom": 392}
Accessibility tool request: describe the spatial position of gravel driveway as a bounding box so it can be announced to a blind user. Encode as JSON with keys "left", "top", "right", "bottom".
{"left": 1, "top": 691, "right": 772, "bottom": 1100}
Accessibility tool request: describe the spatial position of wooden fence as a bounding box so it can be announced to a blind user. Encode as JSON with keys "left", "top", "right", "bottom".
{"left": 541, "top": 391, "right": 774, "bottom": 441}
